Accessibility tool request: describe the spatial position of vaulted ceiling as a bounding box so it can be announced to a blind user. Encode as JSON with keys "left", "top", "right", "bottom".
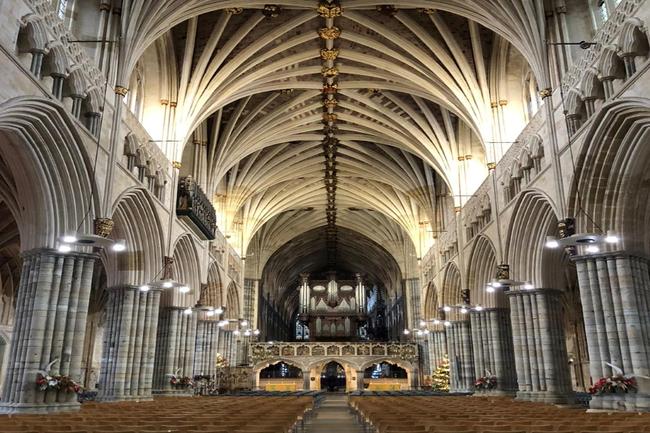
{"left": 129, "top": 2, "right": 539, "bottom": 289}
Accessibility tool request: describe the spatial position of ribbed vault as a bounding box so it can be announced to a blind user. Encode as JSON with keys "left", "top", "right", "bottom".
{"left": 126, "top": 3, "right": 541, "bottom": 295}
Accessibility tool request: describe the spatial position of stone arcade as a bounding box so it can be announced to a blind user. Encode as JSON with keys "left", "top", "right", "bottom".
{"left": 1, "top": 0, "right": 650, "bottom": 432}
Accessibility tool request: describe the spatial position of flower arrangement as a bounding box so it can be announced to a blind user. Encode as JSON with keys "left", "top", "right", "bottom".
{"left": 589, "top": 375, "right": 636, "bottom": 395}
{"left": 474, "top": 375, "right": 497, "bottom": 390}
{"left": 169, "top": 375, "right": 194, "bottom": 388}
{"left": 36, "top": 373, "right": 82, "bottom": 393}
{"left": 215, "top": 353, "right": 229, "bottom": 369}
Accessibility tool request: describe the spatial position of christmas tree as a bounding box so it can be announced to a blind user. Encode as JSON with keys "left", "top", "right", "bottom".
{"left": 431, "top": 356, "right": 450, "bottom": 392}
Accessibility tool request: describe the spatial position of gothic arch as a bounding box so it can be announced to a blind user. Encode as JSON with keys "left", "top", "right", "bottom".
{"left": 225, "top": 282, "right": 241, "bottom": 319}
{"left": 441, "top": 262, "right": 462, "bottom": 320}
{"left": 466, "top": 235, "right": 499, "bottom": 308}
{"left": 169, "top": 234, "right": 201, "bottom": 307}
{"left": 106, "top": 187, "right": 165, "bottom": 287}
{"left": 0, "top": 96, "right": 97, "bottom": 250}
{"left": 505, "top": 189, "right": 563, "bottom": 288}
{"left": 569, "top": 97, "right": 650, "bottom": 255}
{"left": 423, "top": 282, "right": 438, "bottom": 320}
{"left": 207, "top": 261, "right": 225, "bottom": 309}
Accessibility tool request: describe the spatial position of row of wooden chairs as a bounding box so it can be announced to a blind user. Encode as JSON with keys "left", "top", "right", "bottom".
{"left": 0, "top": 396, "right": 314, "bottom": 433}
{"left": 350, "top": 396, "right": 650, "bottom": 433}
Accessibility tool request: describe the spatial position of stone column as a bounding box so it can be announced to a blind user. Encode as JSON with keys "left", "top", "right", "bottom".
{"left": 0, "top": 249, "right": 96, "bottom": 413}
{"left": 302, "top": 370, "right": 312, "bottom": 391}
{"left": 446, "top": 320, "right": 474, "bottom": 392}
{"left": 507, "top": 288, "right": 574, "bottom": 404}
{"left": 98, "top": 286, "right": 161, "bottom": 401}
{"left": 429, "top": 329, "right": 448, "bottom": 370}
{"left": 152, "top": 307, "right": 198, "bottom": 395}
{"left": 469, "top": 308, "right": 517, "bottom": 394}
{"left": 404, "top": 278, "right": 421, "bottom": 327}
{"left": 193, "top": 318, "right": 220, "bottom": 378}
{"left": 355, "top": 370, "right": 365, "bottom": 392}
{"left": 574, "top": 253, "right": 650, "bottom": 412}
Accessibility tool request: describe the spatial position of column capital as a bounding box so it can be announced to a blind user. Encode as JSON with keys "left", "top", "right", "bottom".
{"left": 570, "top": 250, "right": 649, "bottom": 263}
{"left": 21, "top": 247, "right": 99, "bottom": 260}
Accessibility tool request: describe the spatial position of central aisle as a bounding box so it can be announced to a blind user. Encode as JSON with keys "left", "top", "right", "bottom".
{"left": 304, "top": 394, "right": 366, "bottom": 433}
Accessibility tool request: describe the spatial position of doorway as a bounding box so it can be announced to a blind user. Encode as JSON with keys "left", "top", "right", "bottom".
{"left": 320, "top": 361, "right": 346, "bottom": 392}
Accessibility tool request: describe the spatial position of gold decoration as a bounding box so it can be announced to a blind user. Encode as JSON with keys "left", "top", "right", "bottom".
{"left": 487, "top": 162, "right": 496, "bottom": 170}
{"left": 318, "top": 3, "right": 342, "bottom": 18}
{"left": 499, "top": 99, "right": 508, "bottom": 106}
{"left": 160, "top": 99, "right": 169, "bottom": 105}
{"left": 490, "top": 101, "right": 498, "bottom": 108}
{"left": 321, "top": 66, "right": 339, "bottom": 78}
{"left": 319, "top": 27, "right": 341, "bottom": 40}
{"left": 539, "top": 88, "right": 552, "bottom": 99}
{"left": 454, "top": 206, "right": 461, "bottom": 213}
{"left": 465, "top": 154, "right": 473, "bottom": 160}
{"left": 169, "top": 101, "right": 177, "bottom": 108}
{"left": 172, "top": 161, "right": 182, "bottom": 169}
{"left": 419, "top": 8, "right": 435, "bottom": 15}
{"left": 323, "top": 84, "right": 338, "bottom": 94}
{"left": 280, "top": 88, "right": 294, "bottom": 94}
{"left": 323, "top": 98, "right": 338, "bottom": 109}
{"left": 323, "top": 113, "right": 338, "bottom": 123}
{"left": 114, "top": 86, "right": 128, "bottom": 96}
{"left": 496, "top": 263, "right": 510, "bottom": 280}
{"left": 320, "top": 48, "right": 339, "bottom": 61}
{"left": 226, "top": 8, "right": 243, "bottom": 14}
{"left": 458, "top": 156, "right": 466, "bottom": 161}
{"left": 94, "top": 218, "right": 114, "bottom": 238}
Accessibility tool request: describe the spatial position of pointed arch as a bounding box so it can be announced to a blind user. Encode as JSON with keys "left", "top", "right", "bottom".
{"left": 106, "top": 187, "right": 165, "bottom": 287}
{"left": 0, "top": 97, "right": 97, "bottom": 249}
{"left": 207, "top": 261, "right": 225, "bottom": 308}
{"left": 225, "top": 281, "right": 241, "bottom": 319}
{"left": 569, "top": 97, "right": 650, "bottom": 255}
{"left": 466, "top": 235, "right": 499, "bottom": 308}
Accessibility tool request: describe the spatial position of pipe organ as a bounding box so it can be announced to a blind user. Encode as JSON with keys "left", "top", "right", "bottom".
{"left": 297, "top": 273, "right": 368, "bottom": 340}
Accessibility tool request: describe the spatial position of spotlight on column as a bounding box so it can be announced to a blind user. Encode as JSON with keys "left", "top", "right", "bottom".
{"left": 605, "top": 231, "right": 619, "bottom": 244}
{"left": 460, "top": 307, "right": 468, "bottom": 314}
{"left": 139, "top": 284, "right": 151, "bottom": 292}
{"left": 244, "top": 329, "right": 251, "bottom": 337}
{"left": 57, "top": 244, "right": 72, "bottom": 253}
{"left": 443, "top": 305, "right": 451, "bottom": 312}
{"left": 545, "top": 236, "right": 560, "bottom": 248}
{"left": 416, "top": 329, "right": 423, "bottom": 336}
{"left": 253, "top": 329, "right": 260, "bottom": 336}
{"left": 218, "top": 320, "right": 228, "bottom": 327}
{"left": 62, "top": 233, "right": 78, "bottom": 243}
{"left": 419, "top": 320, "right": 426, "bottom": 328}
{"left": 443, "top": 321, "right": 452, "bottom": 327}
{"left": 523, "top": 282, "right": 534, "bottom": 290}
{"left": 214, "top": 307, "right": 224, "bottom": 315}
{"left": 474, "top": 305, "right": 484, "bottom": 312}
{"left": 179, "top": 285, "right": 190, "bottom": 293}
{"left": 233, "top": 329, "right": 240, "bottom": 336}
{"left": 432, "top": 319, "right": 440, "bottom": 325}
{"left": 486, "top": 285, "right": 495, "bottom": 293}
{"left": 240, "top": 320, "right": 249, "bottom": 327}
{"left": 111, "top": 239, "right": 127, "bottom": 252}
{"left": 206, "top": 310, "right": 215, "bottom": 317}
{"left": 585, "top": 245, "right": 600, "bottom": 253}
{"left": 183, "top": 307, "right": 193, "bottom": 315}
{"left": 162, "top": 280, "right": 174, "bottom": 289}
{"left": 403, "top": 329, "right": 410, "bottom": 335}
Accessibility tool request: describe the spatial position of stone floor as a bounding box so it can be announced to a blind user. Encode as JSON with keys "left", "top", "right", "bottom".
{"left": 303, "top": 393, "right": 366, "bottom": 433}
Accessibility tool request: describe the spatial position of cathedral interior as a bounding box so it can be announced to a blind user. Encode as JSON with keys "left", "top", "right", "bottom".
{"left": 1, "top": 0, "right": 650, "bottom": 431}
